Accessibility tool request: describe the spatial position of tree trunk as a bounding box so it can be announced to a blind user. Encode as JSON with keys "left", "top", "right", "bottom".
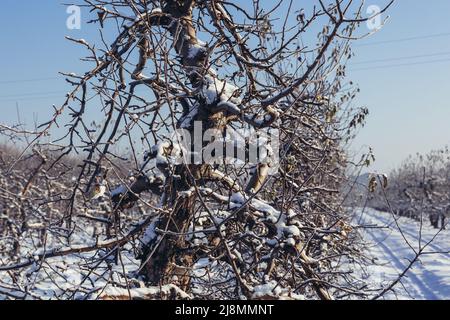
{"left": 138, "top": 1, "right": 211, "bottom": 290}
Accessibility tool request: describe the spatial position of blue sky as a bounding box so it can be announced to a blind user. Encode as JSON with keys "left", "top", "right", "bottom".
{"left": 348, "top": 0, "right": 450, "bottom": 172}
{"left": 0, "top": 0, "right": 449, "bottom": 173}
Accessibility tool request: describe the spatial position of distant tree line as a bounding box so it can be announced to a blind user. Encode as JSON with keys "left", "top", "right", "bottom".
{"left": 368, "top": 147, "right": 450, "bottom": 229}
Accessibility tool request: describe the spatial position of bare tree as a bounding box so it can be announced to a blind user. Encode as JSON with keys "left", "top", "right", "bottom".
{"left": 0, "top": 0, "right": 395, "bottom": 300}
{"left": 369, "top": 147, "right": 450, "bottom": 229}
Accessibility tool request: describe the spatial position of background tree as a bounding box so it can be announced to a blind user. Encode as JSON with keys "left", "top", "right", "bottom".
{"left": 368, "top": 147, "right": 450, "bottom": 229}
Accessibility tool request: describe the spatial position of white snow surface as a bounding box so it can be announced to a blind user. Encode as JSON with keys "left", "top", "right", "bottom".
{"left": 354, "top": 207, "right": 450, "bottom": 300}
{"left": 201, "top": 75, "right": 240, "bottom": 105}
{"left": 2, "top": 205, "right": 448, "bottom": 300}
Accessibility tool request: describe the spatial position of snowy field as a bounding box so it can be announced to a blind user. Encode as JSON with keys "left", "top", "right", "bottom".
{"left": 1, "top": 207, "right": 449, "bottom": 300}
{"left": 355, "top": 208, "right": 450, "bottom": 300}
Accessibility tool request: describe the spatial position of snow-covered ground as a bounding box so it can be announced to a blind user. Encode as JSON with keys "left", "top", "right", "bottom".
{"left": 2, "top": 207, "right": 448, "bottom": 300}
{"left": 355, "top": 208, "right": 450, "bottom": 300}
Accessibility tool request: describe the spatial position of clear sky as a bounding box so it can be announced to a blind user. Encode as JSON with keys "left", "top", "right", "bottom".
{"left": 348, "top": 0, "right": 450, "bottom": 173}
{"left": 0, "top": 0, "right": 449, "bottom": 173}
